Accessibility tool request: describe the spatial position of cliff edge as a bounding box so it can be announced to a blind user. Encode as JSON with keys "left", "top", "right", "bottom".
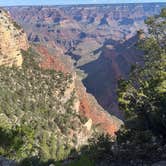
{"left": 0, "top": 9, "right": 29, "bottom": 67}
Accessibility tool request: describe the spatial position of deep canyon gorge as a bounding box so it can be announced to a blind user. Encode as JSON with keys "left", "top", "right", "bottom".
{"left": 0, "top": 2, "right": 166, "bottom": 165}
{"left": 7, "top": 3, "right": 166, "bottom": 118}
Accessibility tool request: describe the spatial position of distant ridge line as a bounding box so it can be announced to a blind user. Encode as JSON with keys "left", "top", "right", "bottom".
{"left": 3, "top": 2, "right": 166, "bottom": 8}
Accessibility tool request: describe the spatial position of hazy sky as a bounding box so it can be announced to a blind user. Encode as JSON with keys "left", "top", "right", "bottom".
{"left": 0, "top": 0, "right": 166, "bottom": 6}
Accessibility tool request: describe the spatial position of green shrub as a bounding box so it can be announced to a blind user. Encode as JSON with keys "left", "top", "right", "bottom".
{"left": 0, "top": 48, "right": 80, "bottom": 162}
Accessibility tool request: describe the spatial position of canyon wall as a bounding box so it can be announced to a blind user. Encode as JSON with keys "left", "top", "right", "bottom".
{"left": 0, "top": 9, "right": 29, "bottom": 67}
{"left": 7, "top": 3, "right": 166, "bottom": 117}
{"left": 0, "top": 8, "right": 122, "bottom": 138}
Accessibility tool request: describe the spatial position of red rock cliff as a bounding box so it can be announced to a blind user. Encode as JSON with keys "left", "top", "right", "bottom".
{"left": 35, "top": 45, "right": 123, "bottom": 136}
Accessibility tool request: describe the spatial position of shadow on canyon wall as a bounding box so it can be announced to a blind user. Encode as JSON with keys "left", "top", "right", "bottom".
{"left": 79, "top": 35, "right": 144, "bottom": 119}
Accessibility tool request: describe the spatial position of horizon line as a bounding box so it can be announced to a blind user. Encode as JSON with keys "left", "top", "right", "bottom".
{"left": 2, "top": 2, "right": 166, "bottom": 7}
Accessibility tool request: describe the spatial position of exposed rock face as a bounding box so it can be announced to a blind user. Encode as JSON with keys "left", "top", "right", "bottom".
{"left": 80, "top": 35, "right": 144, "bottom": 118}
{"left": 0, "top": 7, "right": 122, "bottom": 138}
{"left": 0, "top": 7, "right": 123, "bottom": 164}
{"left": 76, "top": 80, "right": 123, "bottom": 135}
{"left": 0, "top": 9, "right": 29, "bottom": 67}
{"left": 35, "top": 45, "right": 123, "bottom": 135}
{"left": 36, "top": 45, "right": 72, "bottom": 74}
{"left": 7, "top": 3, "right": 166, "bottom": 117}
{"left": 8, "top": 4, "right": 166, "bottom": 47}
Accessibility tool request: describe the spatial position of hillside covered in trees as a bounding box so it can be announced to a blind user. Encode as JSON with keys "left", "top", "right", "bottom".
{"left": 0, "top": 48, "right": 96, "bottom": 164}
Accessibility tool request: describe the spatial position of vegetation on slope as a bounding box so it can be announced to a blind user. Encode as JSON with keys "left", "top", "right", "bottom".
{"left": 0, "top": 7, "right": 165, "bottom": 166}
{"left": 0, "top": 48, "right": 88, "bottom": 163}
{"left": 61, "top": 8, "right": 166, "bottom": 166}
{"left": 118, "top": 8, "right": 166, "bottom": 136}
{"left": 93, "top": 7, "right": 166, "bottom": 165}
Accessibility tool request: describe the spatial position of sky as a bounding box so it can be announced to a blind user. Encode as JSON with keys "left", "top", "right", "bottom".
{"left": 0, "top": 0, "right": 166, "bottom": 6}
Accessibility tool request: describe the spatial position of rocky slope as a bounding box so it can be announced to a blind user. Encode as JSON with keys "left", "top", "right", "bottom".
{"left": 80, "top": 35, "right": 144, "bottom": 117}
{"left": 7, "top": 3, "right": 166, "bottom": 117}
{"left": 34, "top": 45, "right": 123, "bottom": 135}
{"left": 0, "top": 9, "right": 122, "bottom": 162}
{"left": 0, "top": 8, "right": 29, "bottom": 67}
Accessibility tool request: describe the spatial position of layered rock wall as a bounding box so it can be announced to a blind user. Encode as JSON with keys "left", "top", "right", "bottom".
{"left": 0, "top": 9, "right": 29, "bottom": 67}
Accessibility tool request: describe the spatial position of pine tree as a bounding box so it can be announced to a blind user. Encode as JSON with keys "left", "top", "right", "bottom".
{"left": 118, "top": 8, "right": 166, "bottom": 136}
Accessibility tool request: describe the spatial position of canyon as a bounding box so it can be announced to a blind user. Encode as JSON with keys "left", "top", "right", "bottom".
{"left": 0, "top": 4, "right": 166, "bottom": 166}
{"left": 7, "top": 3, "right": 166, "bottom": 118}
{"left": 0, "top": 8, "right": 124, "bottom": 163}
{"left": 0, "top": 7, "right": 122, "bottom": 146}
{"left": 0, "top": 3, "right": 166, "bottom": 166}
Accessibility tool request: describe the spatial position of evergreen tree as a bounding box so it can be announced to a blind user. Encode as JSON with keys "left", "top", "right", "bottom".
{"left": 118, "top": 8, "right": 166, "bottom": 136}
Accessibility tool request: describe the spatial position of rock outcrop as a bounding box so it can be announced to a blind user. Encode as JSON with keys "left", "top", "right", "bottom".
{"left": 76, "top": 80, "right": 123, "bottom": 135}
{"left": 0, "top": 8, "right": 29, "bottom": 67}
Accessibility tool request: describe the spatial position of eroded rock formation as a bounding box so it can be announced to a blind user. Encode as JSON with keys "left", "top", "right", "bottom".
{"left": 0, "top": 9, "right": 122, "bottom": 141}
{"left": 0, "top": 9, "right": 29, "bottom": 67}
{"left": 35, "top": 45, "right": 123, "bottom": 135}
{"left": 7, "top": 3, "right": 166, "bottom": 116}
